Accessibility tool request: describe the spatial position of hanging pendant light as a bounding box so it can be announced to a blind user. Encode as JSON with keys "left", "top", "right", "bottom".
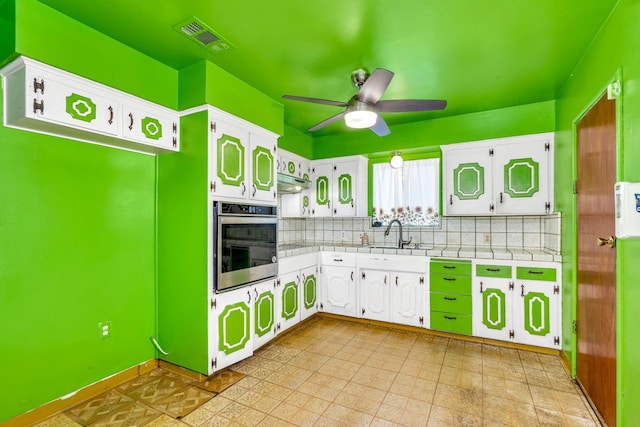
{"left": 390, "top": 152, "right": 403, "bottom": 168}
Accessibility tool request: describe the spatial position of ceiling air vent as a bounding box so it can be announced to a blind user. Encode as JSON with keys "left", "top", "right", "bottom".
{"left": 173, "top": 17, "right": 235, "bottom": 54}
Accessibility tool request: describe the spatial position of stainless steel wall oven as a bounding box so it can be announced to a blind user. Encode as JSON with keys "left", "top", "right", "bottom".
{"left": 213, "top": 201, "right": 278, "bottom": 292}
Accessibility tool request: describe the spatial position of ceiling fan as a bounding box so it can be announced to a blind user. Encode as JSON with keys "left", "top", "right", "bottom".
{"left": 282, "top": 68, "right": 447, "bottom": 137}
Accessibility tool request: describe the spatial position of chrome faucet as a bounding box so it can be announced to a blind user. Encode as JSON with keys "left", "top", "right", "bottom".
{"left": 384, "top": 219, "right": 412, "bottom": 249}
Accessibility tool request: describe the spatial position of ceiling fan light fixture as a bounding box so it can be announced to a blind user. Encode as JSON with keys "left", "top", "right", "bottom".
{"left": 344, "top": 110, "right": 378, "bottom": 129}
{"left": 390, "top": 152, "right": 403, "bottom": 168}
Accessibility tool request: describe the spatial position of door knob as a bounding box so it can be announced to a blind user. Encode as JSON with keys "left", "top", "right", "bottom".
{"left": 596, "top": 236, "right": 616, "bottom": 248}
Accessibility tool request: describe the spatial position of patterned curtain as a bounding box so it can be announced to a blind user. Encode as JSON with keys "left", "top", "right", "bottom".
{"left": 372, "top": 158, "right": 440, "bottom": 226}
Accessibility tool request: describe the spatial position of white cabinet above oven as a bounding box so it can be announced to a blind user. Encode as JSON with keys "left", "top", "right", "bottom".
{"left": 207, "top": 107, "right": 278, "bottom": 205}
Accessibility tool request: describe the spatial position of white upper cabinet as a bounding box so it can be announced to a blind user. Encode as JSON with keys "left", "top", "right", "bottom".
{"left": 279, "top": 149, "right": 310, "bottom": 179}
{"left": 1, "top": 56, "right": 179, "bottom": 155}
{"left": 310, "top": 155, "right": 368, "bottom": 217}
{"left": 279, "top": 148, "right": 312, "bottom": 218}
{"left": 442, "top": 133, "right": 554, "bottom": 215}
{"left": 208, "top": 107, "right": 278, "bottom": 205}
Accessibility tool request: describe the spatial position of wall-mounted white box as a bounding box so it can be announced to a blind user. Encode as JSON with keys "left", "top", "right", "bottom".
{"left": 615, "top": 182, "right": 640, "bottom": 239}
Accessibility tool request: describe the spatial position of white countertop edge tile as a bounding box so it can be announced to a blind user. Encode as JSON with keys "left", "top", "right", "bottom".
{"left": 278, "top": 243, "right": 562, "bottom": 262}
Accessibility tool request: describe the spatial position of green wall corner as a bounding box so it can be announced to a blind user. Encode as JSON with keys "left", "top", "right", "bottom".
{"left": 178, "top": 60, "right": 284, "bottom": 136}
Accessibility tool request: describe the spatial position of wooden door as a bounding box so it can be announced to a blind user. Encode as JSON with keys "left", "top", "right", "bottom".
{"left": 576, "top": 93, "right": 616, "bottom": 426}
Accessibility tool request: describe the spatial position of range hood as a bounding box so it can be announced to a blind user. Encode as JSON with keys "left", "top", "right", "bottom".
{"left": 277, "top": 173, "right": 311, "bottom": 194}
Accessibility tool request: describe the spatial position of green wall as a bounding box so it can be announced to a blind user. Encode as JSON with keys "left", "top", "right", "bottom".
{"left": 156, "top": 111, "right": 210, "bottom": 373}
{"left": 179, "top": 60, "right": 284, "bottom": 136}
{"left": 278, "top": 124, "right": 314, "bottom": 159}
{"left": 555, "top": 0, "right": 640, "bottom": 424}
{"left": 0, "top": 0, "right": 177, "bottom": 422}
{"left": 312, "top": 101, "right": 555, "bottom": 159}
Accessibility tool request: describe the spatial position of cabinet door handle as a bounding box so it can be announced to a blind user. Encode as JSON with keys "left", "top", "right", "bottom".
{"left": 350, "top": 271, "right": 354, "bottom": 281}
{"left": 128, "top": 112, "right": 134, "bottom": 131}
{"left": 254, "top": 288, "right": 258, "bottom": 299}
{"left": 395, "top": 276, "right": 398, "bottom": 286}
{"left": 252, "top": 183, "right": 257, "bottom": 197}
{"left": 247, "top": 290, "right": 252, "bottom": 303}
{"left": 384, "top": 275, "right": 387, "bottom": 284}
{"left": 521, "top": 284, "right": 525, "bottom": 297}
{"left": 241, "top": 182, "right": 247, "bottom": 196}
{"left": 480, "top": 281, "right": 483, "bottom": 293}
{"left": 108, "top": 106, "right": 114, "bottom": 125}
{"left": 500, "top": 192, "right": 504, "bottom": 203}
{"left": 449, "top": 195, "right": 453, "bottom": 205}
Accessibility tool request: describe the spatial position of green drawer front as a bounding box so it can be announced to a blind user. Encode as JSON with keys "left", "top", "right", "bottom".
{"left": 430, "top": 311, "right": 472, "bottom": 335}
{"left": 476, "top": 264, "right": 512, "bottom": 278}
{"left": 516, "top": 266, "right": 556, "bottom": 282}
{"left": 430, "top": 293, "right": 472, "bottom": 315}
{"left": 430, "top": 259, "right": 471, "bottom": 276}
{"left": 430, "top": 273, "right": 472, "bottom": 295}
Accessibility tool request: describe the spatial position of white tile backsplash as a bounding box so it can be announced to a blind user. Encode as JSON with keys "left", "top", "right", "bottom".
{"left": 277, "top": 209, "right": 561, "bottom": 254}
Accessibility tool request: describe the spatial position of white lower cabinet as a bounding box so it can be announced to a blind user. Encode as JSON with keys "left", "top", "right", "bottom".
{"left": 278, "top": 253, "right": 319, "bottom": 332}
{"left": 513, "top": 265, "right": 561, "bottom": 348}
{"left": 210, "top": 285, "right": 255, "bottom": 373}
{"left": 253, "top": 278, "right": 278, "bottom": 350}
{"left": 358, "top": 255, "right": 427, "bottom": 327}
{"left": 473, "top": 260, "right": 561, "bottom": 349}
{"left": 278, "top": 270, "right": 301, "bottom": 333}
{"left": 360, "top": 269, "right": 390, "bottom": 321}
{"left": 319, "top": 252, "right": 357, "bottom": 317}
{"left": 300, "top": 265, "right": 319, "bottom": 321}
{"left": 209, "top": 253, "right": 561, "bottom": 374}
{"left": 390, "top": 272, "right": 426, "bottom": 327}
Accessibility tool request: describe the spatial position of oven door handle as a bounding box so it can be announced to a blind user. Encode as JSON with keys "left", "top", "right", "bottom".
{"left": 218, "top": 216, "right": 277, "bottom": 225}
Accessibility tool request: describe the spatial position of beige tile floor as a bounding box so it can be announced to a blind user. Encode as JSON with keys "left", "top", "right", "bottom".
{"left": 37, "top": 316, "right": 600, "bottom": 426}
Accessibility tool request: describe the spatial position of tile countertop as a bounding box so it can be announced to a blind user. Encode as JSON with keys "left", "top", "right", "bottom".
{"left": 278, "top": 243, "right": 562, "bottom": 262}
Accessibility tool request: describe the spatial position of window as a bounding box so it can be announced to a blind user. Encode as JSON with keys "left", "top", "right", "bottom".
{"left": 372, "top": 158, "right": 440, "bottom": 226}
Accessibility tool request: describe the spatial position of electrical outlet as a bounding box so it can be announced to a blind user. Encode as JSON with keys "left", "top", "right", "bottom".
{"left": 340, "top": 231, "right": 346, "bottom": 241}
{"left": 483, "top": 234, "right": 491, "bottom": 244}
{"left": 99, "top": 321, "right": 111, "bottom": 339}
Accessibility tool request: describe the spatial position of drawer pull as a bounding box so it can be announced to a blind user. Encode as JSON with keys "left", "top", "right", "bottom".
{"left": 443, "top": 265, "right": 456, "bottom": 270}
{"left": 444, "top": 297, "right": 457, "bottom": 301}
{"left": 486, "top": 268, "right": 501, "bottom": 272}
{"left": 444, "top": 316, "right": 457, "bottom": 320}
{"left": 443, "top": 277, "right": 457, "bottom": 282}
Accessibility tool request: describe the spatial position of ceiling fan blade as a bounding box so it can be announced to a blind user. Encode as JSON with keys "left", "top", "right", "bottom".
{"left": 376, "top": 99, "right": 447, "bottom": 112}
{"left": 369, "top": 116, "right": 390, "bottom": 137}
{"left": 357, "top": 68, "right": 394, "bottom": 104}
{"left": 282, "top": 95, "right": 349, "bottom": 107}
{"left": 308, "top": 111, "right": 346, "bottom": 132}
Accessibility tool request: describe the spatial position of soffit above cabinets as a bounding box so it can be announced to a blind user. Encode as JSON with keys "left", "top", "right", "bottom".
{"left": 37, "top": 0, "right": 618, "bottom": 136}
